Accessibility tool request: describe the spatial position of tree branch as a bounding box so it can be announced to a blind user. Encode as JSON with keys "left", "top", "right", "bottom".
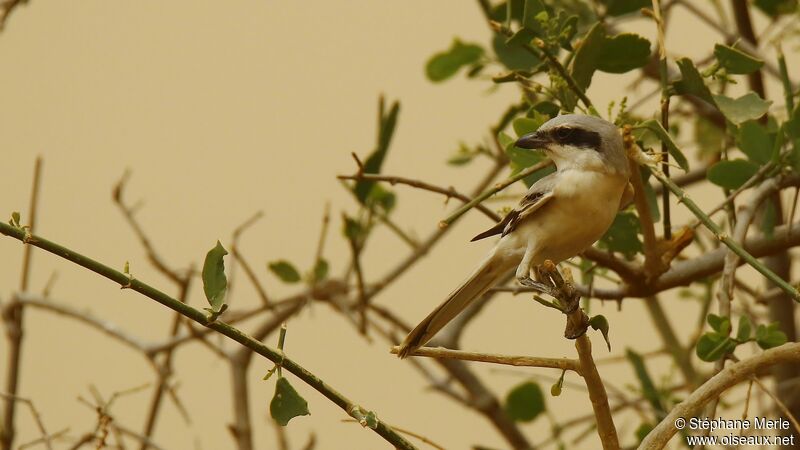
{"left": 0, "top": 222, "right": 418, "bottom": 450}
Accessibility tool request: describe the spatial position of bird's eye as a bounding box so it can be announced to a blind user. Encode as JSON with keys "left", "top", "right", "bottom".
{"left": 554, "top": 128, "right": 573, "bottom": 140}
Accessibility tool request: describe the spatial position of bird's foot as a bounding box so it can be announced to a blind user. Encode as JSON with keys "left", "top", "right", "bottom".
{"left": 516, "top": 276, "right": 555, "bottom": 296}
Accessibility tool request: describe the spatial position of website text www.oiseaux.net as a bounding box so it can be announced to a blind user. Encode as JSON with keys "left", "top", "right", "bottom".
{"left": 674, "top": 416, "right": 795, "bottom": 447}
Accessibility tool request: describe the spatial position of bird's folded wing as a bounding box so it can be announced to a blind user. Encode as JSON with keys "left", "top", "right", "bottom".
{"left": 471, "top": 173, "right": 556, "bottom": 242}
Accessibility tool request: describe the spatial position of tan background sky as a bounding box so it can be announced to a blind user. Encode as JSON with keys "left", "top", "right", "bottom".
{"left": 0, "top": 1, "right": 794, "bottom": 449}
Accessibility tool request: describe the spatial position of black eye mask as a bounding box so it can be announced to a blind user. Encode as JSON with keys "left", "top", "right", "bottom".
{"left": 550, "top": 127, "right": 601, "bottom": 150}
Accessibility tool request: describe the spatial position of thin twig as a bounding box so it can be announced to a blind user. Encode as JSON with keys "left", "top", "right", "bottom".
{"left": 390, "top": 346, "right": 582, "bottom": 375}
{"left": 338, "top": 173, "right": 501, "bottom": 222}
{"left": 2, "top": 157, "right": 43, "bottom": 450}
{"left": 0, "top": 393, "right": 54, "bottom": 450}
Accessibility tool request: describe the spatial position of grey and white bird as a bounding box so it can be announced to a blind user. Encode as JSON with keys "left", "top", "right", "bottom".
{"left": 398, "top": 114, "right": 632, "bottom": 358}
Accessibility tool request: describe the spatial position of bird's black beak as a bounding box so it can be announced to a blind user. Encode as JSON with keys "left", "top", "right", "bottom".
{"left": 515, "top": 131, "right": 550, "bottom": 150}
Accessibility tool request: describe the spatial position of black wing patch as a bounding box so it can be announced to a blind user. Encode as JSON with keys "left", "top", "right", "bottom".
{"left": 470, "top": 210, "right": 519, "bottom": 242}
{"left": 470, "top": 190, "right": 549, "bottom": 242}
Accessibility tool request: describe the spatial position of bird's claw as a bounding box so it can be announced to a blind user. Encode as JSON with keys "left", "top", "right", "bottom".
{"left": 517, "top": 276, "right": 554, "bottom": 295}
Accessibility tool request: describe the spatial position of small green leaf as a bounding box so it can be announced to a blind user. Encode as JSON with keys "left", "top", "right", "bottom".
{"left": 673, "top": 58, "right": 715, "bottom": 106}
{"left": 426, "top": 39, "right": 484, "bottom": 82}
{"left": 270, "top": 377, "right": 310, "bottom": 426}
{"left": 354, "top": 99, "right": 400, "bottom": 203}
{"left": 571, "top": 23, "right": 607, "bottom": 90}
{"left": 268, "top": 260, "right": 302, "bottom": 284}
{"left": 550, "top": 370, "right": 565, "bottom": 397}
{"left": 713, "top": 92, "right": 772, "bottom": 125}
{"left": 493, "top": 33, "right": 541, "bottom": 71}
{"left": 504, "top": 381, "right": 545, "bottom": 422}
{"left": 363, "top": 411, "right": 378, "bottom": 429}
{"left": 598, "top": 211, "right": 643, "bottom": 259}
{"left": 601, "top": 0, "right": 650, "bottom": 16}
{"left": 761, "top": 200, "right": 777, "bottom": 238}
{"left": 707, "top": 159, "right": 759, "bottom": 190}
{"left": 635, "top": 423, "right": 655, "bottom": 443}
{"left": 512, "top": 116, "right": 544, "bottom": 137}
{"left": 589, "top": 315, "right": 611, "bottom": 351}
{"left": 635, "top": 119, "right": 690, "bottom": 171}
{"left": 707, "top": 314, "right": 731, "bottom": 334}
{"left": 626, "top": 350, "right": 665, "bottom": 414}
{"left": 640, "top": 168, "right": 660, "bottom": 221}
{"left": 521, "top": 0, "right": 547, "bottom": 30}
{"left": 312, "top": 259, "right": 329, "bottom": 282}
{"left": 756, "top": 322, "right": 788, "bottom": 349}
{"left": 738, "top": 121, "right": 774, "bottom": 163}
{"left": 754, "top": 0, "right": 797, "bottom": 17}
{"left": 342, "top": 215, "right": 365, "bottom": 242}
{"left": 696, "top": 332, "right": 736, "bottom": 362}
{"left": 367, "top": 184, "right": 397, "bottom": 213}
{"left": 202, "top": 241, "right": 228, "bottom": 312}
{"left": 736, "top": 315, "right": 752, "bottom": 342}
{"left": 694, "top": 116, "right": 725, "bottom": 156}
{"left": 10, "top": 211, "right": 21, "bottom": 227}
{"left": 714, "top": 44, "right": 764, "bottom": 75}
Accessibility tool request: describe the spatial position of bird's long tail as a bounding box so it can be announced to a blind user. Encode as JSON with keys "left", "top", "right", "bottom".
{"left": 397, "top": 250, "right": 515, "bottom": 358}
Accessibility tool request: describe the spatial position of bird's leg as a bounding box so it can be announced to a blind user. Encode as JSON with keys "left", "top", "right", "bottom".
{"left": 516, "top": 242, "right": 553, "bottom": 295}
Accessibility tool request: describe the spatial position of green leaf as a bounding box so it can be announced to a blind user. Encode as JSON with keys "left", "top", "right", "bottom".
{"left": 202, "top": 241, "right": 228, "bottom": 312}
{"left": 696, "top": 331, "right": 737, "bottom": 361}
{"left": 268, "top": 260, "right": 301, "bottom": 284}
{"left": 738, "top": 121, "right": 774, "bottom": 163}
{"left": 504, "top": 381, "right": 545, "bottom": 422}
{"left": 714, "top": 44, "right": 764, "bottom": 75}
{"left": 589, "top": 315, "right": 611, "bottom": 351}
{"left": 707, "top": 314, "right": 731, "bottom": 334}
{"left": 640, "top": 168, "right": 660, "bottom": 221}
{"left": 635, "top": 119, "right": 690, "bottom": 171}
{"left": 493, "top": 33, "right": 541, "bottom": 71}
{"left": 754, "top": 0, "right": 798, "bottom": 17}
{"left": 556, "top": 14, "right": 579, "bottom": 50}
{"left": 571, "top": 23, "right": 607, "bottom": 90}
{"left": 550, "top": 371, "right": 565, "bottom": 397}
{"left": 756, "top": 322, "right": 788, "bottom": 349}
{"left": 626, "top": 349, "right": 665, "bottom": 414}
{"left": 512, "top": 116, "right": 545, "bottom": 137}
{"left": 761, "top": 199, "right": 777, "bottom": 238}
{"left": 426, "top": 39, "right": 485, "bottom": 82}
{"left": 600, "top": 0, "right": 650, "bottom": 16}
{"left": 713, "top": 93, "right": 772, "bottom": 125}
{"left": 521, "top": 0, "right": 547, "bottom": 30}
{"left": 673, "top": 58, "right": 715, "bottom": 106}
{"left": 707, "top": 159, "right": 760, "bottom": 190}
{"left": 595, "top": 33, "right": 651, "bottom": 74}
{"left": 9, "top": 211, "right": 20, "bottom": 227}
{"left": 598, "top": 211, "right": 643, "bottom": 259}
{"left": 736, "top": 315, "right": 752, "bottom": 342}
{"left": 354, "top": 100, "right": 400, "bottom": 203}
{"left": 312, "top": 258, "right": 329, "bottom": 282}
{"left": 694, "top": 116, "right": 725, "bottom": 156}
{"left": 342, "top": 215, "right": 366, "bottom": 242}
{"left": 363, "top": 411, "right": 379, "bottom": 429}
{"left": 635, "top": 422, "right": 655, "bottom": 443}
{"left": 270, "top": 377, "right": 310, "bottom": 426}
{"left": 367, "top": 184, "right": 397, "bottom": 213}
